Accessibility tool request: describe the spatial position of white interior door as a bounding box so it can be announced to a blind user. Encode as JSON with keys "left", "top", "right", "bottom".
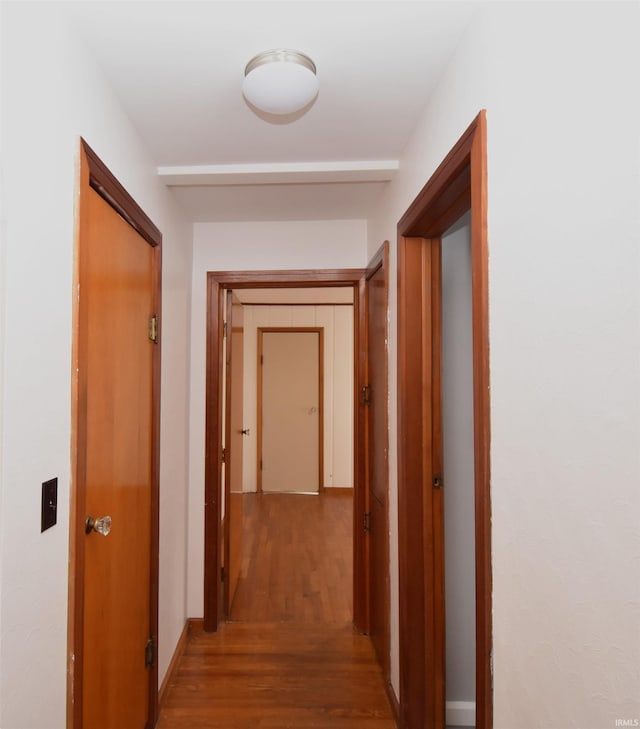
{"left": 260, "top": 330, "right": 321, "bottom": 493}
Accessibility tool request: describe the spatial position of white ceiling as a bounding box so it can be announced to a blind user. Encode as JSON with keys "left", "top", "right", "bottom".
{"left": 60, "top": 1, "right": 481, "bottom": 222}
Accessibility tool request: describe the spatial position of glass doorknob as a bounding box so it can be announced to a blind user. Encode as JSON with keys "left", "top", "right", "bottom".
{"left": 85, "top": 515, "right": 112, "bottom": 536}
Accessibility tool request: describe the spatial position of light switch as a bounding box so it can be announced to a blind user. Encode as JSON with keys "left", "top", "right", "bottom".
{"left": 41, "top": 478, "right": 58, "bottom": 532}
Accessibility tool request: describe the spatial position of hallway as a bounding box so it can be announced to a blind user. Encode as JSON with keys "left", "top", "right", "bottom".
{"left": 157, "top": 492, "right": 396, "bottom": 728}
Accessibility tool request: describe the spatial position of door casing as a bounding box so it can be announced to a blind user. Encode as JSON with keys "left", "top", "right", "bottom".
{"left": 68, "top": 139, "right": 162, "bottom": 729}
{"left": 204, "top": 270, "right": 368, "bottom": 633}
{"left": 223, "top": 291, "right": 244, "bottom": 617}
{"left": 396, "top": 110, "right": 492, "bottom": 729}
{"left": 365, "top": 242, "right": 391, "bottom": 680}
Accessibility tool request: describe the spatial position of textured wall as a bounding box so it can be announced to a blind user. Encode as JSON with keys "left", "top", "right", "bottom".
{"left": 0, "top": 5, "right": 192, "bottom": 726}
{"left": 368, "top": 2, "right": 640, "bottom": 725}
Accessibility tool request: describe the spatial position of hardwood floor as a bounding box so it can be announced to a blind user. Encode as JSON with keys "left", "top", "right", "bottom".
{"left": 157, "top": 492, "right": 397, "bottom": 728}
{"left": 230, "top": 492, "right": 352, "bottom": 623}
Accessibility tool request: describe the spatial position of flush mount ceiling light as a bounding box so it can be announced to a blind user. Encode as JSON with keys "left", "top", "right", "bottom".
{"left": 242, "top": 49, "right": 318, "bottom": 115}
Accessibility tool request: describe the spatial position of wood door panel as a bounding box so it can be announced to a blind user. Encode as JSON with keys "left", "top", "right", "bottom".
{"left": 260, "top": 330, "right": 321, "bottom": 493}
{"left": 82, "top": 188, "right": 153, "bottom": 729}
{"left": 366, "top": 244, "right": 390, "bottom": 678}
{"left": 225, "top": 292, "right": 244, "bottom": 616}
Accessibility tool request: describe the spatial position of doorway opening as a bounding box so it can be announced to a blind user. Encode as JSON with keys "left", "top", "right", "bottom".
{"left": 221, "top": 289, "right": 356, "bottom": 624}
{"left": 396, "top": 111, "right": 491, "bottom": 729}
{"left": 203, "top": 270, "right": 369, "bottom": 633}
{"left": 257, "top": 327, "right": 324, "bottom": 495}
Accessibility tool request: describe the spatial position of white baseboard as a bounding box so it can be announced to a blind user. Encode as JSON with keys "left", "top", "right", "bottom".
{"left": 446, "top": 700, "right": 476, "bottom": 727}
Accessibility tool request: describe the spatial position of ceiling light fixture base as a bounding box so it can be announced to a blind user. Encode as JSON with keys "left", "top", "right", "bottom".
{"left": 242, "top": 49, "right": 318, "bottom": 116}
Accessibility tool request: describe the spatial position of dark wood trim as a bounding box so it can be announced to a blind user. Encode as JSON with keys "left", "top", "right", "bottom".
{"left": 324, "top": 487, "right": 354, "bottom": 495}
{"left": 354, "top": 275, "right": 369, "bottom": 634}
{"left": 204, "top": 269, "right": 369, "bottom": 634}
{"left": 385, "top": 682, "right": 401, "bottom": 728}
{"left": 68, "top": 139, "right": 162, "bottom": 729}
{"left": 396, "top": 110, "right": 492, "bottom": 729}
{"left": 68, "top": 141, "right": 90, "bottom": 729}
{"left": 204, "top": 275, "right": 223, "bottom": 631}
{"left": 239, "top": 302, "right": 354, "bottom": 307}
{"left": 256, "top": 330, "right": 264, "bottom": 494}
{"left": 222, "top": 291, "right": 233, "bottom": 617}
{"left": 430, "top": 239, "right": 445, "bottom": 729}
{"left": 470, "top": 110, "right": 493, "bottom": 729}
{"left": 158, "top": 617, "right": 206, "bottom": 710}
{"left": 80, "top": 139, "right": 161, "bottom": 248}
{"left": 208, "top": 269, "right": 365, "bottom": 286}
{"left": 365, "top": 241, "right": 390, "bottom": 681}
{"left": 256, "top": 327, "right": 324, "bottom": 493}
{"left": 158, "top": 620, "right": 190, "bottom": 709}
{"left": 148, "top": 215, "right": 162, "bottom": 729}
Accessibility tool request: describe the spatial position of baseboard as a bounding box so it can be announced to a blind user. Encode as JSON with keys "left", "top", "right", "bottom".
{"left": 158, "top": 618, "right": 203, "bottom": 709}
{"left": 446, "top": 700, "right": 476, "bottom": 727}
{"left": 385, "top": 682, "right": 400, "bottom": 727}
{"left": 324, "top": 487, "right": 353, "bottom": 495}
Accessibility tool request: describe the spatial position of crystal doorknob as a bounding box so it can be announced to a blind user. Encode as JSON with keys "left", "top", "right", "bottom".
{"left": 85, "top": 515, "right": 112, "bottom": 536}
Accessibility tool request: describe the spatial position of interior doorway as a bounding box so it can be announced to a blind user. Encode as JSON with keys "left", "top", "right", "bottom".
{"left": 258, "top": 328, "right": 323, "bottom": 494}
{"left": 396, "top": 111, "right": 492, "bottom": 729}
{"left": 203, "top": 270, "right": 370, "bottom": 634}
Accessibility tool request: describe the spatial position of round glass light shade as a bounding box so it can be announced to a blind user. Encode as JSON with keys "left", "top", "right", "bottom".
{"left": 243, "top": 50, "right": 318, "bottom": 115}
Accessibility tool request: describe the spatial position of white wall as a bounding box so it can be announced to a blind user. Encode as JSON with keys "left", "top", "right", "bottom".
{"left": 241, "top": 304, "right": 354, "bottom": 491}
{"left": 188, "top": 220, "right": 366, "bottom": 615}
{"left": 0, "top": 4, "right": 192, "bottom": 727}
{"left": 368, "top": 2, "right": 640, "bottom": 726}
{"left": 442, "top": 215, "right": 476, "bottom": 722}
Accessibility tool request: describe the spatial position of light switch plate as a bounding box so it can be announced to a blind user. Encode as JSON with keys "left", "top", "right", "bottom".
{"left": 41, "top": 478, "right": 58, "bottom": 532}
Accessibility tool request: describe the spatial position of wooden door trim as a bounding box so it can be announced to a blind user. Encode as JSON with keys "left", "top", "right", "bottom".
{"left": 204, "top": 269, "right": 367, "bottom": 632}
{"left": 397, "top": 111, "right": 492, "bottom": 729}
{"left": 365, "top": 241, "right": 390, "bottom": 678}
{"left": 68, "top": 139, "right": 162, "bottom": 729}
{"left": 256, "top": 327, "right": 324, "bottom": 494}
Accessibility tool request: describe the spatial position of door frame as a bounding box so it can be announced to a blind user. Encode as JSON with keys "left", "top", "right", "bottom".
{"left": 397, "top": 111, "right": 492, "bottom": 728}
{"left": 204, "top": 269, "right": 367, "bottom": 632}
{"left": 68, "top": 139, "right": 162, "bottom": 729}
{"left": 364, "top": 241, "right": 390, "bottom": 679}
{"left": 257, "top": 327, "right": 324, "bottom": 494}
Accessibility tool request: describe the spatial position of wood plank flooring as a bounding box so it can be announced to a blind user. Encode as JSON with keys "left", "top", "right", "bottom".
{"left": 157, "top": 492, "right": 397, "bottom": 728}
{"left": 230, "top": 492, "right": 352, "bottom": 623}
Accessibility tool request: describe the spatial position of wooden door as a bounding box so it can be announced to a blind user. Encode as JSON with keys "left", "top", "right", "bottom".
{"left": 259, "top": 329, "right": 322, "bottom": 493}
{"left": 365, "top": 243, "right": 390, "bottom": 677}
{"left": 70, "top": 141, "right": 160, "bottom": 729}
{"left": 224, "top": 291, "right": 244, "bottom": 617}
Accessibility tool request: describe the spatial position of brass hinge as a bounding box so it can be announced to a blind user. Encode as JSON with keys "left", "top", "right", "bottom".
{"left": 148, "top": 315, "right": 158, "bottom": 343}
{"left": 144, "top": 637, "right": 156, "bottom": 668}
{"left": 433, "top": 474, "right": 443, "bottom": 489}
{"left": 362, "top": 385, "right": 372, "bottom": 406}
{"left": 222, "top": 447, "right": 226, "bottom": 464}
{"left": 363, "top": 512, "right": 371, "bottom": 533}
{"left": 223, "top": 321, "right": 227, "bottom": 338}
